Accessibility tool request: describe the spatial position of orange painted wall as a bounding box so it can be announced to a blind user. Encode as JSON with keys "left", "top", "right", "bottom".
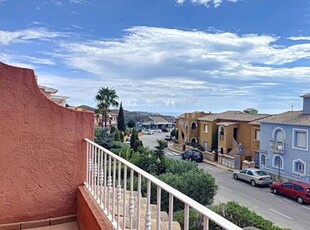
{"left": 0, "top": 62, "right": 94, "bottom": 224}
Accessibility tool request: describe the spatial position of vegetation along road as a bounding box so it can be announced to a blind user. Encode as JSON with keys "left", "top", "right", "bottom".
{"left": 141, "top": 132, "right": 310, "bottom": 230}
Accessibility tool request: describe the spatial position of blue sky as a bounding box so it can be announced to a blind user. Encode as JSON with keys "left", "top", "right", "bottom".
{"left": 1, "top": 0, "right": 310, "bottom": 116}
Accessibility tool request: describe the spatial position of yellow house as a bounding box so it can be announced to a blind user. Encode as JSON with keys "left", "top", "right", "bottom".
{"left": 176, "top": 111, "right": 211, "bottom": 145}
{"left": 198, "top": 110, "right": 270, "bottom": 167}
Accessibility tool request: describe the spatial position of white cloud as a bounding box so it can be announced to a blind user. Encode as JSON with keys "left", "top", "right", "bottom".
{"left": 59, "top": 26, "right": 310, "bottom": 77}
{"left": 0, "top": 27, "right": 68, "bottom": 45}
{"left": 3, "top": 26, "right": 310, "bottom": 114}
{"left": 175, "top": 0, "right": 239, "bottom": 7}
{"left": 289, "top": 36, "right": 310, "bottom": 41}
{"left": 70, "top": 0, "right": 89, "bottom": 4}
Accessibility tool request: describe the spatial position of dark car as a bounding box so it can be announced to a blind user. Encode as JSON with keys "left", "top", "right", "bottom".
{"left": 164, "top": 135, "right": 172, "bottom": 141}
{"left": 270, "top": 180, "right": 310, "bottom": 204}
{"left": 181, "top": 150, "right": 203, "bottom": 162}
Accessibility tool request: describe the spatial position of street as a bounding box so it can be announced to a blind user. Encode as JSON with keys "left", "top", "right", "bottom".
{"left": 140, "top": 132, "right": 310, "bottom": 230}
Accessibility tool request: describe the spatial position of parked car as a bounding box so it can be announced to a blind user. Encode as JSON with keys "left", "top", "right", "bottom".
{"left": 153, "top": 129, "right": 162, "bottom": 133}
{"left": 142, "top": 129, "right": 154, "bottom": 135}
{"left": 270, "top": 180, "right": 310, "bottom": 204}
{"left": 164, "top": 135, "right": 172, "bottom": 141}
{"left": 181, "top": 150, "right": 203, "bottom": 162}
{"left": 233, "top": 168, "right": 272, "bottom": 187}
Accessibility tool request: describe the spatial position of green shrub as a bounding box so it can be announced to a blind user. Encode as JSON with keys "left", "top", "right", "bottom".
{"left": 210, "top": 202, "right": 291, "bottom": 230}
{"left": 174, "top": 209, "right": 203, "bottom": 230}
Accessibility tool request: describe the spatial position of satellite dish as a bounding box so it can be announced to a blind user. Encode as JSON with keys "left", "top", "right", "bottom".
{"left": 277, "top": 145, "right": 283, "bottom": 151}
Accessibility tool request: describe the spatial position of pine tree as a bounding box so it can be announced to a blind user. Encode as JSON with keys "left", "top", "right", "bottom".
{"left": 117, "top": 102, "right": 126, "bottom": 132}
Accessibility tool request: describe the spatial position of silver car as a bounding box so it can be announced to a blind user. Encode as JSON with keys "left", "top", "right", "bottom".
{"left": 233, "top": 168, "right": 272, "bottom": 187}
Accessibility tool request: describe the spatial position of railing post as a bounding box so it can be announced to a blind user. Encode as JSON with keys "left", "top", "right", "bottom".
{"left": 137, "top": 174, "right": 142, "bottom": 230}
{"left": 107, "top": 155, "right": 112, "bottom": 214}
{"left": 116, "top": 160, "right": 122, "bottom": 230}
{"left": 168, "top": 193, "right": 174, "bottom": 230}
{"left": 129, "top": 169, "right": 135, "bottom": 230}
{"left": 103, "top": 151, "right": 107, "bottom": 209}
{"left": 94, "top": 148, "right": 98, "bottom": 200}
{"left": 156, "top": 186, "right": 161, "bottom": 230}
{"left": 86, "top": 142, "right": 89, "bottom": 187}
{"left": 99, "top": 149, "right": 104, "bottom": 206}
{"left": 203, "top": 216, "right": 209, "bottom": 230}
{"left": 112, "top": 158, "right": 116, "bottom": 218}
{"left": 184, "top": 204, "right": 189, "bottom": 230}
{"left": 145, "top": 179, "right": 151, "bottom": 230}
{"left": 123, "top": 165, "right": 128, "bottom": 229}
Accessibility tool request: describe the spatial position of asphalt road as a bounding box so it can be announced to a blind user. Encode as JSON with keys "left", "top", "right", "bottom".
{"left": 140, "top": 132, "right": 310, "bottom": 230}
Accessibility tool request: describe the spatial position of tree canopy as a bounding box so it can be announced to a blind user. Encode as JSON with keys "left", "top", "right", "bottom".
{"left": 95, "top": 87, "right": 119, "bottom": 128}
{"left": 117, "top": 102, "right": 126, "bottom": 132}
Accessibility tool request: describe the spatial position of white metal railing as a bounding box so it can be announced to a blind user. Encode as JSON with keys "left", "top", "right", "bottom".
{"left": 84, "top": 139, "right": 242, "bottom": 230}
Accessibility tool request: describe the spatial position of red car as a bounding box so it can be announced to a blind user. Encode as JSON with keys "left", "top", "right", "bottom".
{"left": 270, "top": 180, "right": 310, "bottom": 204}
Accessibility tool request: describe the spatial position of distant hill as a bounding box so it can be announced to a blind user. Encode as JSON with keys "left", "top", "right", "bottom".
{"left": 77, "top": 105, "right": 175, "bottom": 123}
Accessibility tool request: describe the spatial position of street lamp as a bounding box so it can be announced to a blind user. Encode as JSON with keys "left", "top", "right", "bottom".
{"left": 277, "top": 145, "right": 283, "bottom": 180}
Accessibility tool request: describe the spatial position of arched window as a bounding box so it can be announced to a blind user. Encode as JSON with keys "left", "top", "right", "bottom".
{"left": 191, "top": 137, "right": 197, "bottom": 143}
{"left": 275, "top": 130, "right": 284, "bottom": 142}
{"left": 219, "top": 126, "right": 225, "bottom": 141}
{"left": 272, "top": 154, "right": 283, "bottom": 169}
{"left": 292, "top": 159, "right": 306, "bottom": 175}
{"left": 272, "top": 127, "right": 286, "bottom": 142}
{"left": 260, "top": 154, "right": 266, "bottom": 166}
{"left": 191, "top": 122, "right": 197, "bottom": 131}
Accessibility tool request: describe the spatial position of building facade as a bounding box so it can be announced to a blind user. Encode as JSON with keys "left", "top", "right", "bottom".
{"left": 177, "top": 111, "right": 209, "bottom": 144}
{"left": 259, "top": 94, "right": 310, "bottom": 183}
{"left": 198, "top": 110, "right": 270, "bottom": 169}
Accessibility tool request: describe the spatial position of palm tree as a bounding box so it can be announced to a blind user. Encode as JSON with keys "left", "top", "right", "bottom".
{"left": 95, "top": 87, "right": 119, "bottom": 128}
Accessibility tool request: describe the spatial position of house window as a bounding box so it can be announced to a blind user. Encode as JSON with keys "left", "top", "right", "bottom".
{"left": 273, "top": 155, "right": 283, "bottom": 169}
{"left": 292, "top": 129, "right": 308, "bottom": 150}
{"left": 275, "top": 130, "right": 284, "bottom": 142}
{"left": 255, "top": 129, "right": 260, "bottom": 141}
{"left": 204, "top": 124, "right": 208, "bottom": 133}
{"left": 191, "top": 122, "right": 197, "bottom": 131}
{"left": 292, "top": 159, "right": 306, "bottom": 175}
{"left": 260, "top": 154, "right": 266, "bottom": 166}
{"left": 219, "top": 126, "right": 224, "bottom": 141}
{"left": 191, "top": 137, "right": 197, "bottom": 143}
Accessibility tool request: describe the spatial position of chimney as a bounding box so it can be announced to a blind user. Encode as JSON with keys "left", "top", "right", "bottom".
{"left": 300, "top": 93, "right": 310, "bottom": 115}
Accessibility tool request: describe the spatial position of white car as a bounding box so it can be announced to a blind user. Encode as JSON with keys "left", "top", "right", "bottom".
{"left": 153, "top": 129, "right": 162, "bottom": 133}
{"left": 233, "top": 168, "right": 272, "bottom": 187}
{"left": 142, "top": 129, "right": 154, "bottom": 135}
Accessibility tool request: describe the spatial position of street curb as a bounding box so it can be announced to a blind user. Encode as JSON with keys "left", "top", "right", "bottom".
{"left": 167, "top": 145, "right": 234, "bottom": 172}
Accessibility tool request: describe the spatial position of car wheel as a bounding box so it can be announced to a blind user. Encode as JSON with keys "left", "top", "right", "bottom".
{"left": 251, "top": 180, "right": 256, "bottom": 187}
{"left": 272, "top": 188, "right": 277, "bottom": 194}
{"left": 297, "top": 196, "right": 304, "bottom": 204}
{"left": 233, "top": 174, "right": 238, "bottom": 180}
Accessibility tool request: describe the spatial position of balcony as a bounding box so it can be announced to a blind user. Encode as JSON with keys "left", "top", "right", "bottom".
{"left": 269, "top": 140, "right": 285, "bottom": 154}
{"left": 83, "top": 139, "right": 242, "bottom": 230}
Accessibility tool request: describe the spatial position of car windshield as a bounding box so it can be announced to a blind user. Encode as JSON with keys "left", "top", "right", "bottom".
{"left": 255, "top": 170, "right": 267, "bottom": 176}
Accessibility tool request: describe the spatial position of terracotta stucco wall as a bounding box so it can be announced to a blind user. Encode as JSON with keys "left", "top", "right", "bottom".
{"left": 0, "top": 62, "right": 94, "bottom": 224}
{"left": 77, "top": 186, "right": 113, "bottom": 230}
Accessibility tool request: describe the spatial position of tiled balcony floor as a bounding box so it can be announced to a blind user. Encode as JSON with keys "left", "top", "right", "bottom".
{"left": 28, "top": 222, "right": 79, "bottom": 230}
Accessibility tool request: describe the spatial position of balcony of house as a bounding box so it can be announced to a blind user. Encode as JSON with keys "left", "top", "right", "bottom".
{"left": 269, "top": 140, "right": 285, "bottom": 154}
{"left": 1, "top": 139, "right": 243, "bottom": 230}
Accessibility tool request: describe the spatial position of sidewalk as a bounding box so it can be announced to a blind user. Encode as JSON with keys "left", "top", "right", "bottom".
{"left": 167, "top": 143, "right": 234, "bottom": 172}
